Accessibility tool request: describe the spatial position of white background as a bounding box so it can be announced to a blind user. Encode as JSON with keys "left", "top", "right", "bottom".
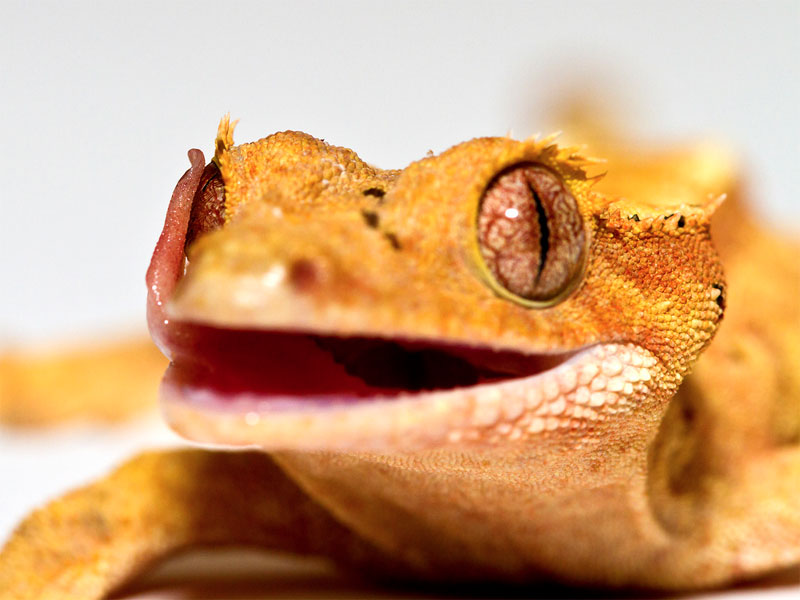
{"left": 1, "top": 0, "right": 798, "bottom": 342}
{"left": 1, "top": 1, "right": 798, "bottom": 596}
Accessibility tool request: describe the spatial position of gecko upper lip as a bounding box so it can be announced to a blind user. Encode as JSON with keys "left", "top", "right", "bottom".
{"left": 164, "top": 322, "right": 579, "bottom": 405}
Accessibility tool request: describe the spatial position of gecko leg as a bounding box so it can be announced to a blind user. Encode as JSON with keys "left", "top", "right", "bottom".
{"left": 0, "top": 449, "right": 381, "bottom": 600}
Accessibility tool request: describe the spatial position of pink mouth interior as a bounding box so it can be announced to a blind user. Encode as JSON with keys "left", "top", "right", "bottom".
{"left": 149, "top": 151, "right": 574, "bottom": 405}
{"left": 163, "top": 325, "right": 574, "bottom": 402}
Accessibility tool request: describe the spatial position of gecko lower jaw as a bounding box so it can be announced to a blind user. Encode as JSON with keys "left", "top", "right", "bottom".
{"left": 160, "top": 322, "right": 658, "bottom": 451}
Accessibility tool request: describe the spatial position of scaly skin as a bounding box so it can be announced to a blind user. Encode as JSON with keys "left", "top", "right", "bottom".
{"left": 594, "top": 141, "right": 800, "bottom": 582}
{"left": 1, "top": 121, "right": 798, "bottom": 599}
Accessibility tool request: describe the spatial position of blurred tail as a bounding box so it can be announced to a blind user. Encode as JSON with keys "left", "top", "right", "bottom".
{"left": 0, "top": 336, "right": 166, "bottom": 426}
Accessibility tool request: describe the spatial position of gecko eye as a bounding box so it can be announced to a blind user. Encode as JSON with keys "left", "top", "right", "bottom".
{"left": 185, "top": 162, "right": 226, "bottom": 252}
{"left": 477, "top": 163, "right": 585, "bottom": 305}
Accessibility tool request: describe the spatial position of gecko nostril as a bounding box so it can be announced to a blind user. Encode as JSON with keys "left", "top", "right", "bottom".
{"left": 289, "top": 259, "right": 320, "bottom": 293}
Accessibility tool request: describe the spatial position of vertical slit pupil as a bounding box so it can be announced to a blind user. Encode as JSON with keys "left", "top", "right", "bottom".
{"left": 530, "top": 184, "right": 549, "bottom": 282}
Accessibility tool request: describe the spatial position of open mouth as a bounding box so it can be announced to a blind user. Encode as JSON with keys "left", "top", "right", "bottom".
{"left": 163, "top": 324, "right": 579, "bottom": 408}
{"left": 158, "top": 321, "right": 651, "bottom": 451}
{"left": 158, "top": 318, "right": 639, "bottom": 451}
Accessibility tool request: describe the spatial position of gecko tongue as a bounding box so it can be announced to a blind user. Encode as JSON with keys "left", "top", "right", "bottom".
{"left": 146, "top": 149, "right": 206, "bottom": 356}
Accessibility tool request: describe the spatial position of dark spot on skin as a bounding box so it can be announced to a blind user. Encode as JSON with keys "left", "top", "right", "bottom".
{"left": 631, "top": 214, "right": 640, "bottom": 222}
{"left": 677, "top": 216, "right": 686, "bottom": 228}
{"left": 362, "top": 187, "right": 385, "bottom": 198}
{"left": 712, "top": 283, "right": 726, "bottom": 311}
{"left": 384, "top": 232, "right": 402, "bottom": 250}
{"left": 361, "top": 210, "right": 380, "bottom": 228}
{"left": 680, "top": 395, "right": 696, "bottom": 425}
{"left": 289, "top": 259, "right": 319, "bottom": 292}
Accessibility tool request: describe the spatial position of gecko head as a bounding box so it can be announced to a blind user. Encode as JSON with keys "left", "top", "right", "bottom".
{"left": 147, "top": 117, "right": 727, "bottom": 451}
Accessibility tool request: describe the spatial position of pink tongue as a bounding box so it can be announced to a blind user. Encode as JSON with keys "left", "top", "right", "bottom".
{"left": 146, "top": 149, "right": 205, "bottom": 357}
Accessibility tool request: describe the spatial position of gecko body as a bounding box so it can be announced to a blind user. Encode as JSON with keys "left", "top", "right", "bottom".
{"left": 0, "top": 120, "right": 797, "bottom": 599}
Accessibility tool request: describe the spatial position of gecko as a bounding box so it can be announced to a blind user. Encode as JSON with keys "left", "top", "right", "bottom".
{"left": 0, "top": 118, "right": 797, "bottom": 599}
